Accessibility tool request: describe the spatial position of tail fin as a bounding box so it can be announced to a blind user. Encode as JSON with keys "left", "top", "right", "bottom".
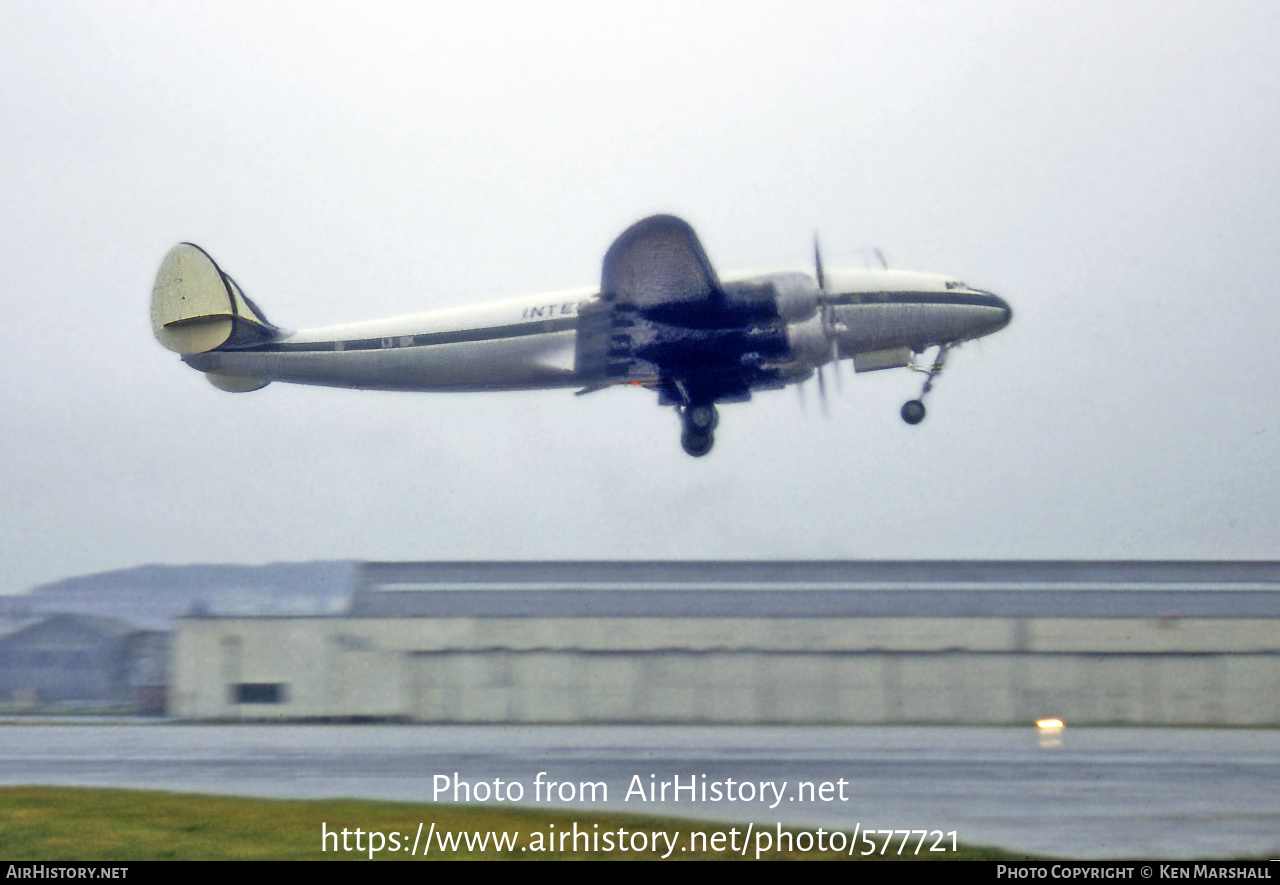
{"left": 151, "top": 244, "right": 277, "bottom": 354}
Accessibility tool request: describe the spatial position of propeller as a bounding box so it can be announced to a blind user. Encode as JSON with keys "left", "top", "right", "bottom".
{"left": 813, "top": 234, "right": 840, "bottom": 412}
{"left": 801, "top": 238, "right": 888, "bottom": 415}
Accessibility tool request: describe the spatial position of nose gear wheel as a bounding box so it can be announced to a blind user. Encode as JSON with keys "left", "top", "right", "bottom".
{"left": 902, "top": 344, "right": 951, "bottom": 425}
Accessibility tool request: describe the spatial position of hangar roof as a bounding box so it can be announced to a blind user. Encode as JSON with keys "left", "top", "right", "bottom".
{"left": 348, "top": 561, "right": 1280, "bottom": 619}
{"left": 358, "top": 560, "right": 1280, "bottom": 587}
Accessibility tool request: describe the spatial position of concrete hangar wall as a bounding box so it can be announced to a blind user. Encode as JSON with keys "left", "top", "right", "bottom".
{"left": 171, "top": 561, "right": 1280, "bottom": 725}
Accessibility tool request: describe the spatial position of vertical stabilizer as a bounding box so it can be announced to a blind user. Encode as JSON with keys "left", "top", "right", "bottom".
{"left": 151, "top": 244, "right": 275, "bottom": 354}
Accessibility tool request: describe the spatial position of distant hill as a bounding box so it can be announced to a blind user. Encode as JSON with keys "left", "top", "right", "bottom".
{"left": 0, "top": 562, "right": 357, "bottom": 628}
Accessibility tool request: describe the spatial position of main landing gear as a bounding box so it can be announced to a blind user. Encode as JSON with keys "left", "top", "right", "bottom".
{"left": 902, "top": 344, "right": 951, "bottom": 426}
{"left": 679, "top": 404, "right": 718, "bottom": 457}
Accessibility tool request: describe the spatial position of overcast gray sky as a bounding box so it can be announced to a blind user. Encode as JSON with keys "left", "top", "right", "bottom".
{"left": 2, "top": 1, "right": 1278, "bottom": 595}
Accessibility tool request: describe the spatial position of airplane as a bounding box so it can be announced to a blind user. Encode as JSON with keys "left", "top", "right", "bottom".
{"left": 150, "top": 214, "right": 1011, "bottom": 456}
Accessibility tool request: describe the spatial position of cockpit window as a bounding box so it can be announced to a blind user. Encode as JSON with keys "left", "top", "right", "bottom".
{"left": 944, "top": 280, "right": 967, "bottom": 290}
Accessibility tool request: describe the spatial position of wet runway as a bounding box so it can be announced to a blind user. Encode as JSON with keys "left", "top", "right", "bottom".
{"left": 1, "top": 723, "right": 1277, "bottom": 859}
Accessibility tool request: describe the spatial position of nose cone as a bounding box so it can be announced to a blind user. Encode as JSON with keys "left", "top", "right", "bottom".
{"left": 972, "top": 290, "right": 1011, "bottom": 336}
{"left": 990, "top": 293, "right": 1012, "bottom": 332}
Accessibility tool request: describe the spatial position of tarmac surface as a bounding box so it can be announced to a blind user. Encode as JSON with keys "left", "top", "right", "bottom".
{"left": 1, "top": 722, "right": 1277, "bottom": 859}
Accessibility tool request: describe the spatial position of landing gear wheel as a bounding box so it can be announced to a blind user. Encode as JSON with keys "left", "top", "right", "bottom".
{"left": 678, "top": 403, "right": 718, "bottom": 455}
{"left": 901, "top": 399, "right": 926, "bottom": 425}
{"left": 681, "top": 429, "right": 714, "bottom": 457}
{"left": 684, "top": 404, "right": 718, "bottom": 432}
{"left": 902, "top": 343, "right": 948, "bottom": 426}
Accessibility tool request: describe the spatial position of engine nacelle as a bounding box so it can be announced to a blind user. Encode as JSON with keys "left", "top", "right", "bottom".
{"left": 721, "top": 272, "right": 819, "bottom": 324}
{"left": 785, "top": 312, "right": 832, "bottom": 368}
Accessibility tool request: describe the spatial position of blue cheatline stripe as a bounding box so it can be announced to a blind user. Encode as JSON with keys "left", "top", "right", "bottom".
{"left": 229, "top": 316, "right": 578, "bottom": 353}
{"left": 827, "top": 291, "right": 1002, "bottom": 307}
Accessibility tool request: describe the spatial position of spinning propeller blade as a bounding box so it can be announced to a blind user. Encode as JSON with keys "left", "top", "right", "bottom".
{"left": 812, "top": 234, "right": 838, "bottom": 414}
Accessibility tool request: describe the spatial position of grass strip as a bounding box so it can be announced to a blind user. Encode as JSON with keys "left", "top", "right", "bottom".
{"left": 0, "top": 786, "right": 1040, "bottom": 860}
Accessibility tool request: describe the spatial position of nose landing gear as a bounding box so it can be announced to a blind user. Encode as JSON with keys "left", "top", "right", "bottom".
{"left": 679, "top": 404, "right": 718, "bottom": 457}
{"left": 902, "top": 344, "right": 951, "bottom": 426}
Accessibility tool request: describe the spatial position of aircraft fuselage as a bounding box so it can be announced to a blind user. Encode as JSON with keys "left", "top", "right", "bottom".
{"left": 185, "top": 288, "right": 593, "bottom": 392}
{"left": 153, "top": 216, "right": 1011, "bottom": 454}
{"left": 183, "top": 269, "right": 1008, "bottom": 393}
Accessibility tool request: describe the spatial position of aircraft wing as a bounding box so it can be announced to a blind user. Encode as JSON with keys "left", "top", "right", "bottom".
{"left": 600, "top": 214, "right": 720, "bottom": 309}
{"left": 577, "top": 215, "right": 724, "bottom": 386}
{"left": 576, "top": 215, "right": 793, "bottom": 404}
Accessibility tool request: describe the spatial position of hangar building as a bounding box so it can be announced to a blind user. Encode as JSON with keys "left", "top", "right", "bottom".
{"left": 0, "top": 614, "right": 168, "bottom": 710}
{"left": 171, "top": 561, "right": 1280, "bottom": 725}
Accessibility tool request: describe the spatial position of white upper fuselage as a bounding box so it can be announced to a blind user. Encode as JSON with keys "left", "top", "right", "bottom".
{"left": 188, "top": 286, "right": 595, "bottom": 392}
